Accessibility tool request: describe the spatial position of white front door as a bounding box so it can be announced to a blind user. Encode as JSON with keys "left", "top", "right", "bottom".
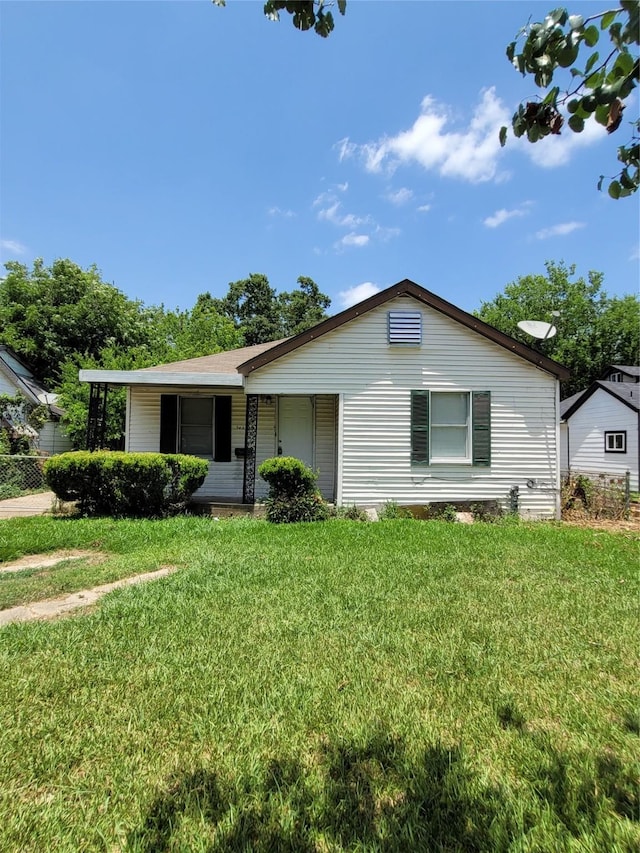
{"left": 278, "top": 396, "right": 314, "bottom": 468}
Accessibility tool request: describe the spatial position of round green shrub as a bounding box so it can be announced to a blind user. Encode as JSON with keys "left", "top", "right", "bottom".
{"left": 258, "top": 456, "right": 328, "bottom": 523}
{"left": 43, "top": 451, "right": 208, "bottom": 518}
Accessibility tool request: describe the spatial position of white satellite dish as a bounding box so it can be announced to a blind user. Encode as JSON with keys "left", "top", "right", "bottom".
{"left": 517, "top": 320, "right": 557, "bottom": 340}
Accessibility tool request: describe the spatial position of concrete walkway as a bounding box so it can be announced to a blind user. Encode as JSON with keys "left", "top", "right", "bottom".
{"left": 0, "top": 566, "right": 177, "bottom": 627}
{"left": 0, "top": 491, "right": 57, "bottom": 519}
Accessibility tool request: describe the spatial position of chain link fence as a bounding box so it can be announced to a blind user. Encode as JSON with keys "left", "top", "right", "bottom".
{"left": 0, "top": 454, "right": 47, "bottom": 501}
{"left": 561, "top": 469, "right": 631, "bottom": 520}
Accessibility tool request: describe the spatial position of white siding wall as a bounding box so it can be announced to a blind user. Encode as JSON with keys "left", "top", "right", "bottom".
{"left": 246, "top": 296, "right": 561, "bottom": 518}
{"left": 38, "top": 421, "right": 73, "bottom": 455}
{"left": 566, "top": 389, "right": 639, "bottom": 490}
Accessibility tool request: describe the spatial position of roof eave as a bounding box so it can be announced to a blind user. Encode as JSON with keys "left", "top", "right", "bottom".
{"left": 78, "top": 369, "right": 244, "bottom": 387}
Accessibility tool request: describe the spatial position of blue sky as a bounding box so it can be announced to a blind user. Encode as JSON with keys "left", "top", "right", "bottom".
{"left": 1, "top": 0, "right": 638, "bottom": 317}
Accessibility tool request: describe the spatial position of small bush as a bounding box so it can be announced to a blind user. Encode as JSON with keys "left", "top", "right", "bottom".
{"left": 258, "top": 456, "right": 328, "bottom": 523}
{"left": 379, "top": 501, "right": 413, "bottom": 520}
{"left": 43, "top": 451, "right": 208, "bottom": 518}
{"left": 334, "top": 504, "right": 369, "bottom": 521}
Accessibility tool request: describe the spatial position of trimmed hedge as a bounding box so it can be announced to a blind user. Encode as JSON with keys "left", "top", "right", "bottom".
{"left": 258, "top": 456, "right": 329, "bottom": 523}
{"left": 43, "top": 451, "right": 208, "bottom": 518}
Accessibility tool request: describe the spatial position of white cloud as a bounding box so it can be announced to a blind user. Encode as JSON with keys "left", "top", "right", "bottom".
{"left": 335, "top": 232, "right": 370, "bottom": 250}
{"left": 483, "top": 203, "right": 531, "bottom": 228}
{"left": 0, "top": 239, "right": 27, "bottom": 255}
{"left": 268, "top": 206, "right": 295, "bottom": 218}
{"left": 417, "top": 204, "right": 432, "bottom": 213}
{"left": 335, "top": 138, "right": 357, "bottom": 162}
{"left": 336, "top": 181, "right": 349, "bottom": 192}
{"left": 374, "top": 225, "right": 401, "bottom": 242}
{"left": 386, "top": 187, "right": 413, "bottom": 206}
{"left": 630, "top": 243, "right": 640, "bottom": 261}
{"left": 317, "top": 200, "right": 371, "bottom": 229}
{"left": 339, "top": 282, "right": 380, "bottom": 308}
{"left": 524, "top": 118, "right": 607, "bottom": 168}
{"left": 535, "top": 221, "right": 585, "bottom": 240}
{"left": 340, "top": 88, "right": 510, "bottom": 184}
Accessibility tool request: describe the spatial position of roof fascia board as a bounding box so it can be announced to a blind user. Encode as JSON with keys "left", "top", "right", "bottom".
{"left": 237, "top": 279, "right": 570, "bottom": 380}
{"left": 0, "top": 357, "right": 41, "bottom": 405}
{"left": 78, "top": 369, "right": 244, "bottom": 387}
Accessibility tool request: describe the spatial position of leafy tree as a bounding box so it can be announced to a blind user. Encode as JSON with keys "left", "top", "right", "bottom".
{"left": 0, "top": 259, "right": 153, "bottom": 386}
{"left": 213, "top": 0, "right": 347, "bottom": 37}
{"left": 279, "top": 276, "right": 331, "bottom": 336}
{"left": 209, "top": 273, "right": 282, "bottom": 346}
{"left": 501, "top": 3, "right": 639, "bottom": 198}
{"left": 207, "top": 273, "right": 331, "bottom": 344}
{"left": 475, "top": 260, "right": 640, "bottom": 396}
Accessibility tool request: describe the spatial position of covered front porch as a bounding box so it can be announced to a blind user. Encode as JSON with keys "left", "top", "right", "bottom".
{"left": 83, "top": 379, "right": 338, "bottom": 505}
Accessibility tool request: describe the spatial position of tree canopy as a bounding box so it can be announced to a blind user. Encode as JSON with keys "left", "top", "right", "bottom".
{"left": 501, "top": 3, "right": 639, "bottom": 198}
{"left": 214, "top": 0, "right": 347, "bottom": 38}
{"left": 475, "top": 261, "right": 640, "bottom": 397}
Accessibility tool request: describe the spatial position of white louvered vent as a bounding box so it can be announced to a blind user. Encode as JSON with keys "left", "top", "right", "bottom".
{"left": 388, "top": 311, "right": 422, "bottom": 345}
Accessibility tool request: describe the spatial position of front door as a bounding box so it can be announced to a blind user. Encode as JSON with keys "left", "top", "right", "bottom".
{"left": 278, "top": 396, "right": 314, "bottom": 468}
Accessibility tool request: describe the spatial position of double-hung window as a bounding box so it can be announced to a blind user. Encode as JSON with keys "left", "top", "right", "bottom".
{"left": 160, "top": 394, "right": 232, "bottom": 461}
{"left": 411, "top": 390, "right": 491, "bottom": 466}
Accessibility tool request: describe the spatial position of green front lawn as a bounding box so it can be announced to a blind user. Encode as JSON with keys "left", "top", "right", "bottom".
{"left": 0, "top": 516, "right": 638, "bottom": 851}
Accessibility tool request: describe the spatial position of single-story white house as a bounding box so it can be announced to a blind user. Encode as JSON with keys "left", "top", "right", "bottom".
{"left": 80, "top": 280, "right": 570, "bottom": 518}
{"left": 560, "top": 365, "right": 639, "bottom": 490}
{"left": 0, "top": 345, "right": 73, "bottom": 455}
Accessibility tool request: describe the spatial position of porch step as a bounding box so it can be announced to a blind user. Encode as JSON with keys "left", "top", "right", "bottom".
{"left": 189, "top": 499, "right": 265, "bottom": 519}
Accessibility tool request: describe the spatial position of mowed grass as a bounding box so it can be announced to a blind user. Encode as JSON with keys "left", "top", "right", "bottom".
{"left": 0, "top": 516, "right": 638, "bottom": 851}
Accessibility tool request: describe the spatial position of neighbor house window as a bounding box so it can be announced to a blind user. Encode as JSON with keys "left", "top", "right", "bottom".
{"left": 411, "top": 390, "right": 491, "bottom": 466}
{"left": 608, "top": 372, "right": 623, "bottom": 382}
{"left": 160, "top": 394, "right": 232, "bottom": 461}
{"left": 604, "top": 431, "right": 626, "bottom": 453}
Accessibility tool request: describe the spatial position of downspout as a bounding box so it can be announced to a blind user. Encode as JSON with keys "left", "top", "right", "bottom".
{"left": 336, "top": 393, "right": 344, "bottom": 506}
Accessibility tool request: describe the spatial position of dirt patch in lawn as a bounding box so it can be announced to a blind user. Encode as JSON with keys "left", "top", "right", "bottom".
{"left": 561, "top": 513, "right": 640, "bottom": 535}
{"left": 0, "top": 550, "right": 109, "bottom": 575}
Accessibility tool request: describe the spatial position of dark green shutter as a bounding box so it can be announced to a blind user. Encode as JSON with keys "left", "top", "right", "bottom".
{"left": 214, "top": 396, "right": 232, "bottom": 462}
{"left": 472, "top": 391, "right": 491, "bottom": 466}
{"left": 160, "top": 395, "right": 178, "bottom": 453}
{"left": 411, "top": 390, "right": 430, "bottom": 465}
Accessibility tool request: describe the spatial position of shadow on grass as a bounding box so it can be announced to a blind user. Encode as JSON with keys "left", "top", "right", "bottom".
{"left": 129, "top": 734, "right": 526, "bottom": 852}
{"left": 129, "top": 727, "right": 640, "bottom": 851}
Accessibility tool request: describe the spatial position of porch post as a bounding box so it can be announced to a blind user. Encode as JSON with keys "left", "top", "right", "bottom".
{"left": 242, "top": 394, "right": 259, "bottom": 504}
{"left": 86, "top": 382, "right": 109, "bottom": 450}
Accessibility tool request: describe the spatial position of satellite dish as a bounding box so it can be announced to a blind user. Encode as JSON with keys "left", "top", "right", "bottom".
{"left": 517, "top": 320, "right": 557, "bottom": 340}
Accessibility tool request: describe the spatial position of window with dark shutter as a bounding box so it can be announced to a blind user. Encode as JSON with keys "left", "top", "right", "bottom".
{"left": 411, "top": 390, "right": 429, "bottom": 464}
{"left": 472, "top": 391, "right": 491, "bottom": 466}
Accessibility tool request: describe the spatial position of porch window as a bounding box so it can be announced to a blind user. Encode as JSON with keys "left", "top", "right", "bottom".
{"left": 160, "top": 394, "right": 232, "bottom": 461}
{"left": 411, "top": 390, "right": 491, "bottom": 466}
{"left": 604, "top": 431, "right": 626, "bottom": 453}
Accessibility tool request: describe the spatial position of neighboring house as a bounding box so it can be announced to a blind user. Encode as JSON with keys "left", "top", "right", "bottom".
{"left": 80, "top": 280, "right": 570, "bottom": 518}
{"left": 0, "top": 346, "right": 73, "bottom": 455}
{"left": 560, "top": 365, "right": 640, "bottom": 490}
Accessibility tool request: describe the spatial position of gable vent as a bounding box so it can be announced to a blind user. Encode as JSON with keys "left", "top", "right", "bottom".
{"left": 388, "top": 311, "right": 422, "bottom": 345}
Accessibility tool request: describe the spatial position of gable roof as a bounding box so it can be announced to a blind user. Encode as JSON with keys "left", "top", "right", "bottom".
{"left": 561, "top": 380, "right": 640, "bottom": 420}
{"left": 0, "top": 346, "right": 62, "bottom": 414}
{"left": 237, "top": 279, "right": 570, "bottom": 379}
{"left": 605, "top": 364, "right": 640, "bottom": 379}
